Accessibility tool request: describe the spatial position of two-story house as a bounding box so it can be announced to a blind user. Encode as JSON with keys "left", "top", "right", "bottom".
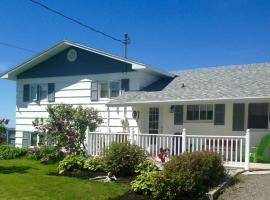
{"left": 1, "top": 40, "right": 270, "bottom": 148}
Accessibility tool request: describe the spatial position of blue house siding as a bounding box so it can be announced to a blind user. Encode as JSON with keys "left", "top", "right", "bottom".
{"left": 17, "top": 47, "right": 133, "bottom": 79}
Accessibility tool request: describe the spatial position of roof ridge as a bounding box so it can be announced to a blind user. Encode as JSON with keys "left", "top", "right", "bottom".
{"left": 170, "top": 61, "right": 270, "bottom": 74}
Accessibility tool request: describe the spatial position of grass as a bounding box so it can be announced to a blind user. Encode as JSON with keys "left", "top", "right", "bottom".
{"left": 0, "top": 158, "right": 129, "bottom": 200}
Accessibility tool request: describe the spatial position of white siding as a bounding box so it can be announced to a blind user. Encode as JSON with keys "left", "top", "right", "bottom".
{"left": 135, "top": 101, "right": 270, "bottom": 148}
{"left": 15, "top": 71, "right": 158, "bottom": 147}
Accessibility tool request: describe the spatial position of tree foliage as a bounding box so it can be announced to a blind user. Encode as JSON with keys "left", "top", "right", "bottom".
{"left": 0, "top": 118, "right": 9, "bottom": 144}
{"left": 33, "top": 104, "right": 102, "bottom": 155}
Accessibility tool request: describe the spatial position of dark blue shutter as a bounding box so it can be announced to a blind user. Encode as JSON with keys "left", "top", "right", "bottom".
{"left": 232, "top": 103, "right": 245, "bottom": 131}
{"left": 23, "top": 84, "right": 30, "bottom": 102}
{"left": 174, "top": 105, "right": 183, "bottom": 125}
{"left": 214, "top": 104, "right": 225, "bottom": 125}
{"left": 48, "top": 83, "right": 55, "bottom": 102}
{"left": 37, "top": 85, "right": 41, "bottom": 101}
{"left": 121, "top": 79, "right": 130, "bottom": 91}
{"left": 91, "top": 81, "right": 98, "bottom": 101}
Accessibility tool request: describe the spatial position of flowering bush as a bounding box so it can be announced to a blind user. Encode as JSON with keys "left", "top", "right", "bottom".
{"left": 33, "top": 104, "right": 102, "bottom": 155}
{"left": 27, "top": 145, "right": 64, "bottom": 163}
{"left": 104, "top": 142, "right": 146, "bottom": 177}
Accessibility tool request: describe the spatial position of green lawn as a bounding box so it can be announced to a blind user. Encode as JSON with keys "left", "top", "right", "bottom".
{"left": 0, "top": 158, "right": 129, "bottom": 200}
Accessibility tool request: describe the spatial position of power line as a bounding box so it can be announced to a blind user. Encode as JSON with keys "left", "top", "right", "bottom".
{"left": 0, "top": 41, "right": 37, "bottom": 53}
{"left": 28, "top": 0, "right": 124, "bottom": 44}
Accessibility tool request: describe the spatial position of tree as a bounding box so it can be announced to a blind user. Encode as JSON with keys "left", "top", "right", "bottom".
{"left": 33, "top": 104, "right": 102, "bottom": 155}
{"left": 0, "top": 118, "right": 9, "bottom": 144}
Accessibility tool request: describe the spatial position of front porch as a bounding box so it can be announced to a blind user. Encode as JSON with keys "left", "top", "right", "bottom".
{"left": 106, "top": 99, "right": 270, "bottom": 149}
{"left": 87, "top": 129, "right": 251, "bottom": 169}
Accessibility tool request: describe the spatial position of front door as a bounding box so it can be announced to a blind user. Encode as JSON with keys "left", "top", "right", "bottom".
{"left": 149, "top": 107, "right": 159, "bottom": 134}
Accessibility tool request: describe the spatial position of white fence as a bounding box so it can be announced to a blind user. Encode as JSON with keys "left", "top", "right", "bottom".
{"left": 87, "top": 129, "right": 250, "bottom": 170}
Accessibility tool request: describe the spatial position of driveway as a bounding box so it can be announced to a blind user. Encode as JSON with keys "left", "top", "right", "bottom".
{"left": 218, "top": 173, "right": 270, "bottom": 200}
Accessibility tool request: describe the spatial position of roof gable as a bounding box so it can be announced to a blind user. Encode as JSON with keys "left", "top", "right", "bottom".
{"left": 1, "top": 40, "right": 174, "bottom": 80}
{"left": 17, "top": 46, "right": 132, "bottom": 79}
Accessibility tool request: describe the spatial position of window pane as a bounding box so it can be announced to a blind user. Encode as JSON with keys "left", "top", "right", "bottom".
{"left": 194, "top": 105, "right": 199, "bottom": 120}
{"left": 248, "top": 103, "right": 268, "bottom": 129}
{"left": 110, "top": 81, "right": 120, "bottom": 98}
{"left": 207, "top": 104, "right": 213, "bottom": 120}
{"left": 30, "top": 84, "right": 37, "bottom": 101}
{"left": 31, "top": 133, "right": 37, "bottom": 146}
{"left": 39, "top": 84, "right": 48, "bottom": 100}
{"left": 187, "top": 105, "right": 194, "bottom": 120}
{"left": 200, "top": 105, "right": 207, "bottom": 120}
{"left": 22, "top": 132, "right": 29, "bottom": 147}
{"left": 100, "top": 82, "right": 109, "bottom": 98}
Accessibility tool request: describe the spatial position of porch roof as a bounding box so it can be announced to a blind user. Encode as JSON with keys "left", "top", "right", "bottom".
{"left": 108, "top": 62, "right": 270, "bottom": 106}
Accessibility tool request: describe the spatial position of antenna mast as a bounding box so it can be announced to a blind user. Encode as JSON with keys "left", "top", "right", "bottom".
{"left": 123, "top": 33, "right": 131, "bottom": 58}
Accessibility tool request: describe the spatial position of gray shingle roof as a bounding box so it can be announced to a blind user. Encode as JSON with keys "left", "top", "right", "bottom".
{"left": 108, "top": 62, "right": 270, "bottom": 105}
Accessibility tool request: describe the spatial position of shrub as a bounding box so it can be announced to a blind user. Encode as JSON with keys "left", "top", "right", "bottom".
{"left": 0, "top": 145, "right": 27, "bottom": 159}
{"left": 151, "top": 151, "right": 226, "bottom": 200}
{"left": 131, "top": 171, "right": 158, "bottom": 195}
{"left": 134, "top": 160, "right": 160, "bottom": 174}
{"left": 104, "top": 142, "right": 146, "bottom": 177}
{"left": 33, "top": 104, "right": 102, "bottom": 155}
{"left": 27, "top": 145, "right": 64, "bottom": 163}
{"left": 83, "top": 156, "right": 106, "bottom": 172}
{"left": 58, "top": 154, "right": 85, "bottom": 173}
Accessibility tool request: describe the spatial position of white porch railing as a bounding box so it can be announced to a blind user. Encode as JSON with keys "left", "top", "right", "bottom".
{"left": 87, "top": 129, "right": 250, "bottom": 170}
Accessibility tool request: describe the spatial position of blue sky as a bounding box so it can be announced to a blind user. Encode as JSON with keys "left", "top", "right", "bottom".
{"left": 1, "top": 0, "right": 270, "bottom": 127}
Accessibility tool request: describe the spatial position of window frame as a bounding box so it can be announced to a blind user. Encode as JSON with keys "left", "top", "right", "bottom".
{"left": 99, "top": 80, "right": 121, "bottom": 99}
{"left": 248, "top": 103, "right": 269, "bottom": 129}
{"left": 186, "top": 104, "right": 214, "bottom": 121}
{"left": 24, "top": 83, "right": 50, "bottom": 103}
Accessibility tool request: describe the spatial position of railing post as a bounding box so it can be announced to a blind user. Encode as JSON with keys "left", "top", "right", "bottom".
{"left": 130, "top": 128, "right": 135, "bottom": 144}
{"left": 245, "top": 129, "right": 250, "bottom": 170}
{"left": 182, "top": 128, "right": 186, "bottom": 153}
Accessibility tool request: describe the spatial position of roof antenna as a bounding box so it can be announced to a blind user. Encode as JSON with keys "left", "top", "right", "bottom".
{"left": 123, "top": 33, "right": 131, "bottom": 58}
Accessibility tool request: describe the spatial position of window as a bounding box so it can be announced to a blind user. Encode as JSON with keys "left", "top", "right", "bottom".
{"left": 31, "top": 133, "right": 38, "bottom": 146}
{"left": 174, "top": 105, "right": 183, "bottom": 125}
{"left": 30, "top": 84, "right": 38, "bottom": 101}
{"left": 22, "top": 132, "right": 30, "bottom": 147}
{"left": 7, "top": 130, "right": 15, "bottom": 146}
{"left": 100, "top": 82, "right": 109, "bottom": 98}
{"left": 187, "top": 104, "right": 213, "bottom": 120}
{"left": 187, "top": 105, "right": 199, "bottom": 120}
{"left": 39, "top": 84, "right": 48, "bottom": 101}
{"left": 23, "top": 83, "right": 54, "bottom": 102}
{"left": 100, "top": 81, "right": 121, "bottom": 99}
{"left": 248, "top": 103, "right": 269, "bottom": 129}
{"left": 149, "top": 107, "right": 159, "bottom": 134}
{"left": 110, "top": 81, "right": 120, "bottom": 98}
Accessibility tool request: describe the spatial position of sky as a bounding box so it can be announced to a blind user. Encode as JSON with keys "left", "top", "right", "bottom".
{"left": 0, "top": 0, "right": 270, "bottom": 127}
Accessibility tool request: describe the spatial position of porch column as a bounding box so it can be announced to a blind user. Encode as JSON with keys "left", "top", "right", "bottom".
{"left": 107, "top": 106, "right": 110, "bottom": 133}
{"left": 245, "top": 129, "right": 250, "bottom": 170}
